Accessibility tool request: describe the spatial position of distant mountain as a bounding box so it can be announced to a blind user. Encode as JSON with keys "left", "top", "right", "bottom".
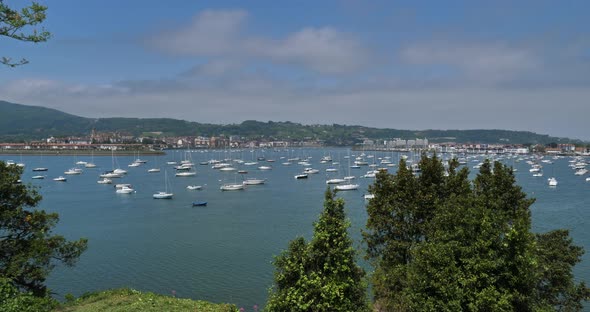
{"left": 0, "top": 100, "right": 582, "bottom": 145}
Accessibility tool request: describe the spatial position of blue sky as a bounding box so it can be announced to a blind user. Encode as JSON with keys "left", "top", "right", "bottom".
{"left": 1, "top": 0, "right": 589, "bottom": 140}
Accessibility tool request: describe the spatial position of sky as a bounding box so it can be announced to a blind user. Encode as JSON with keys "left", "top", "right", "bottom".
{"left": 1, "top": 0, "right": 589, "bottom": 140}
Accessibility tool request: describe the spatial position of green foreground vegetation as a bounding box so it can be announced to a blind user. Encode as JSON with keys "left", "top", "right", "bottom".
{"left": 54, "top": 288, "right": 236, "bottom": 312}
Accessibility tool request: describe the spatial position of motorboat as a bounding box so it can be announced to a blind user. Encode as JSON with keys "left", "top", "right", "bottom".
{"left": 258, "top": 166, "right": 272, "bottom": 170}
{"left": 53, "top": 176, "right": 67, "bottom": 182}
{"left": 186, "top": 185, "right": 203, "bottom": 190}
{"left": 114, "top": 183, "right": 132, "bottom": 189}
{"left": 100, "top": 171, "right": 122, "bottom": 178}
{"left": 148, "top": 168, "right": 161, "bottom": 173}
{"left": 113, "top": 168, "right": 127, "bottom": 175}
{"left": 364, "top": 194, "right": 375, "bottom": 200}
{"left": 548, "top": 177, "right": 558, "bottom": 187}
{"left": 304, "top": 168, "right": 319, "bottom": 174}
{"left": 97, "top": 178, "right": 112, "bottom": 184}
{"left": 64, "top": 168, "right": 82, "bottom": 175}
{"left": 192, "top": 201, "right": 207, "bottom": 206}
{"left": 84, "top": 162, "right": 97, "bottom": 168}
{"left": 116, "top": 186, "right": 135, "bottom": 194}
{"left": 32, "top": 175, "right": 45, "bottom": 179}
{"left": 295, "top": 173, "right": 308, "bottom": 179}
{"left": 32, "top": 167, "right": 48, "bottom": 172}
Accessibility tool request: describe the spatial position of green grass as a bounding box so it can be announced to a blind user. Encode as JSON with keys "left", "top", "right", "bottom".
{"left": 54, "top": 288, "right": 237, "bottom": 312}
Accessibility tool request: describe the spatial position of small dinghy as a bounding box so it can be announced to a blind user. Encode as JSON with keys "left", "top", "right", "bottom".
{"left": 192, "top": 201, "right": 207, "bottom": 207}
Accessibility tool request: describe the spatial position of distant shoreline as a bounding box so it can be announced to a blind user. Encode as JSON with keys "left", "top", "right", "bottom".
{"left": 0, "top": 149, "right": 166, "bottom": 156}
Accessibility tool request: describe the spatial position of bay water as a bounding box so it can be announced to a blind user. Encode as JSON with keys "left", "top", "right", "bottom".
{"left": 2, "top": 149, "right": 588, "bottom": 309}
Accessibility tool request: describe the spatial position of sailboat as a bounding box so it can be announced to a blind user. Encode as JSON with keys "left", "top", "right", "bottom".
{"left": 85, "top": 151, "right": 97, "bottom": 168}
{"left": 343, "top": 150, "right": 355, "bottom": 180}
{"left": 153, "top": 170, "right": 173, "bottom": 199}
{"left": 335, "top": 152, "right": 359, "bottom": 190}
{"left": 148, "top": 156, "right": 161, "bottom": 173}
{"left": 220, "top": 172, "right": 245, "bottom": 191}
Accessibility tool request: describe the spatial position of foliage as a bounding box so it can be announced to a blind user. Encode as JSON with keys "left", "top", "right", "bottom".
{"left": 0, "top": 100, "right": 582, "bottom": 145}
{"left": 363, "top": 155, "right": 589, "bottom": 311}
{"left": 266, "top": 189, "right": 368, "bottom": 312}
{"left": 0, "top": 1, "right": 50, "bottom": 67}
{"left": 54, "top": 288, "right": 237, "bottom": 312}
{"left": 0, "top": 277, "right": 57, "bottom": 312}
{"left": 0, "top": 161, "right": 88, "bottom": 297}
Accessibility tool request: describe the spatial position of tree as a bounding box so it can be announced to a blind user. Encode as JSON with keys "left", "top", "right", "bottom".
{"left": 266, "top": 189, "right": 368, "bottom": 311}
{"left": 0, "top": 1, "right": 50, "bottom": 67}
{"left": 364, "top": 155, "right": 589, "bottom": 311}
{"left": 0, "top": 161, "right": 87, "bottom": 297}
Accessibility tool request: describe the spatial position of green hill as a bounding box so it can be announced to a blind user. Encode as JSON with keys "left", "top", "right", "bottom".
{"left": 0, "top": 100, "right": 582, "bottom": 145}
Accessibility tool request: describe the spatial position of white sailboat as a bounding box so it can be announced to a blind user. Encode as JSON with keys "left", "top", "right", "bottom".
{"left": 85, "top": 151, "right": 97, "bottom": 168}
{"left": 243, "top": 178, "right": 266, "bottom": 185}
{"left": 334, "top": 183, "right": 359, "bottom": 191}
{"left": 153, "top": 171, "right": 173, "bottom": 199}
{"left": 220, "top": 183, "right": 245, "bottom": 191}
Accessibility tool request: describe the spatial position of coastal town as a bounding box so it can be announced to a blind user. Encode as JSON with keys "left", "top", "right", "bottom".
{"left": 1, "top": 129, "right": 588, "bottom": 156}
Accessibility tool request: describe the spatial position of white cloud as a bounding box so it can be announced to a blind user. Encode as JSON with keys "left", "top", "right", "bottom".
{"left": 148, "top": 9, "right": 371, "bottom": 74}
{"left": 400, "top": 41, "right": 538, "bottom": 82}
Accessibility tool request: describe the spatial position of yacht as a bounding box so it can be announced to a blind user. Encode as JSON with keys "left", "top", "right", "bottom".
{"left": 99, "top": 171, "right": 122, "bottom": 178}
{"left": 334, "top": 183, "right": 359, "bottom": 191}
{"left": 116, "top": 186, "right": 135, "bottom": 194}
{"left": 548, "top": 177, "right": 558, "bottom": 187}
{"left": 574, "top": 169, "right": 588, "bottom": 176}
{"left": 64, "top": 168, "right": 82, "bottom": 175}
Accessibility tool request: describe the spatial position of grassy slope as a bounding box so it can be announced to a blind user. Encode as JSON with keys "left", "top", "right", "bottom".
{"left": 54, "top": 289, "right": 237, "bottom": 312}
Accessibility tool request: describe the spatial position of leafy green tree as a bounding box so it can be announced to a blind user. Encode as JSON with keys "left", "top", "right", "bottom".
{"left": 535, "top": 230, "right": 590, "bottom": 310}
{"left": 364, "top": 155, "right": 589, "bottom": 311}
{"left": 267, "top": 189, "right": 368, "bottom": 312}
{"left": 0, "top": 1, "right": 50, "bottom": 67}
{"left": 0, "top": 161, "right": 88, "bottom": 297}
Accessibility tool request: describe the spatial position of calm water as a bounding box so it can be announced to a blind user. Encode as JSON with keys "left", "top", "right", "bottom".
{"left": 2, "top": 149, "right": 589, "bottom": 309}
